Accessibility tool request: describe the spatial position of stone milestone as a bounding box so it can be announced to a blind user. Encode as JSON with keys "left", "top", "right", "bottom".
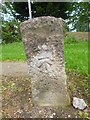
{"left": 20, "top": 16, "right": 70, "bottom": 106}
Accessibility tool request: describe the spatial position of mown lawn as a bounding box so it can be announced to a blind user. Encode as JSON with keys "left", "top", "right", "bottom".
{"left": 0, "top": 42, "right": 26, "bottom": 61}
{"left": 64, "top": 41, "right": 88, "bottom": 76}
{"left": 0, "top": 40, "right": 88, "bottom": 75}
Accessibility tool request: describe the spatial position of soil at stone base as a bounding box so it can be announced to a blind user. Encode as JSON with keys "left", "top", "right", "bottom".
{"left": 0, "top": 62, "right": 90, "bottom": 118}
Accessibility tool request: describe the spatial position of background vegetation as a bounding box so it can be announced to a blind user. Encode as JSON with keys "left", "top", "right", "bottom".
{"left": 2, "top": 20, "right": 21, "bottom": 44}
{"left": 0, "top": 2, "right": 89, "bottom": 43}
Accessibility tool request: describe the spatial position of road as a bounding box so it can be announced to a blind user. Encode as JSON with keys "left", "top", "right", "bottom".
{"left": 0, "top": 61, "right": 29, "bottom": 76}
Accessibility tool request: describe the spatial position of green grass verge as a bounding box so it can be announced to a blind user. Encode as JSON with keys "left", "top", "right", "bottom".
{"left": 0, "top": 42, "right": 26, "bottom": 61}
{"left": 0, "top": 40, "right": 88, "bottom": 75}
{"left": 64, "top": 41, "right": 88, "bottom": 75}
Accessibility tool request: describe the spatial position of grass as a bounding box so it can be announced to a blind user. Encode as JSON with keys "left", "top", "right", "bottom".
{"left": 0, "top": 42, "right": 26, "bottom": 61}
{"left": 64, "top": 40, "right": 88, "bottom": 76}
{"left": 0, "top": 37, "right": 88, "bottom": 75}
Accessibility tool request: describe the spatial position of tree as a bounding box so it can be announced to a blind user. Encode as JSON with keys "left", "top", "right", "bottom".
{"left": 2, "top": 20, "right": 22, "bottom": 43}
{"left": 1, "top": 2, "right": 15, "bottom": 22}
{"left": 67, "top": 2, "right": 89, "bottom": 32}
{"left": 2, "top": 2, "right": 89, "bottom": 34}
{"left": 1, "top": 2, "right": 22, "bottom": 43}
{"left": 12, "top": 2, "right": 70, "bottom": 21}
{"left": 11, "top": 2, "right": 89, "bottom": 32}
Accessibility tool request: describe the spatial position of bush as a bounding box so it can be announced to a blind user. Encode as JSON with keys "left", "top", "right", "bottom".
{"left": 64, "top": 35, "right": 79, "bottom": 44}
{"left": 2, "top": 20, "right": 22, "bottom": 44}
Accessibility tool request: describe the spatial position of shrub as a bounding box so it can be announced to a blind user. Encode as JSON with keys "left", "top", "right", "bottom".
{"left": 2, "top": 20, "right": 22, "bottom": 44}
{"left": 64, "top": 35, "right": 79, "bottom": 44}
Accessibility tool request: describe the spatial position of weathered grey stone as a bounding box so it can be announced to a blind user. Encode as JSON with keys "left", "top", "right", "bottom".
{"left": 20, "top": 16, "right": 70, "bottom": 106}
{"left": 73, "top": 97, "right": 87, "bottom": 110}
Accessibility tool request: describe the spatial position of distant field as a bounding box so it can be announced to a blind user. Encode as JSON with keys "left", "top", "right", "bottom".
{"left": 66, "top": 32, "right": 89, "bottom": 41}
{"left": 0, "top": 38, "right": 88, "bottom": 75}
